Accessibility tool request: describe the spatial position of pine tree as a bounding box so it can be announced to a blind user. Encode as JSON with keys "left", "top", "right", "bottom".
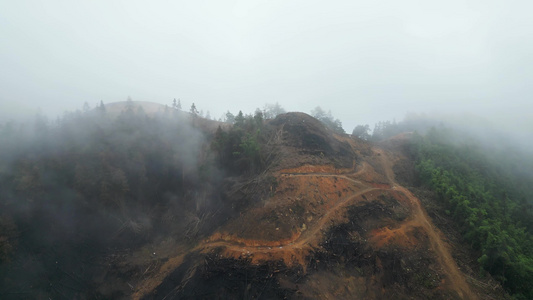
{"left": 225, "top": 111, "right": 235, "bottom": 124}
{"left": 235, "top": 110, "right": 245, "bottom": 127}
{"left": 190, "top": 103, "right": 198, "bottom": 116}
{"left": 99, "top": 100, "right": 106, "bottom": 113}
{"left": 125, "top": 96, "right": 134, "bottom": 113}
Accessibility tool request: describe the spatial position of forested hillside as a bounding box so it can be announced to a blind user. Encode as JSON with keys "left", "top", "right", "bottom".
{"left": 0, "top": 104, "right": 231, "bottom": 298}
{"left": 405, "top": 127, "right": 533, "bottom": 299}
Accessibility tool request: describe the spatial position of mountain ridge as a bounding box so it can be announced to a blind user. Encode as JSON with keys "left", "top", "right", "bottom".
{"left": 0, "top": 106, "right": 516, "bottom": 299}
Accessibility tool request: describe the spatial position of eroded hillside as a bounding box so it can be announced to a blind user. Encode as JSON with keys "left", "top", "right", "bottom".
{"left": 132, "top": 113, "right": 499, "bottom": 299}
{"left": 0, "top": 108, "right": 508, "bottom": 299}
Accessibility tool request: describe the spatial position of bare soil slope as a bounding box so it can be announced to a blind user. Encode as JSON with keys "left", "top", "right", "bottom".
{"left": 132, "top": 113, "right": 491, "bottom": 299}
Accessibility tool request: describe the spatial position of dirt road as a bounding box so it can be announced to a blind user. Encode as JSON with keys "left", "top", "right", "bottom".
{"left": 135, "top": 146, "right": 477, "bottom": 299}
{"left": 375, "top": 148, "right": 476, "bottom": 299}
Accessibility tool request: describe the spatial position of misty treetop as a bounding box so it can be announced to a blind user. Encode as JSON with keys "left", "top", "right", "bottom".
{"left": 352, "top": 124, "right": 371, "bottom": 140}
{"left": 212, "top": 108, "right": 272, "bottom": 175}
{"left": 310, "top": 106, "right": 344, "bottom": 134}
{"left": 221, "top": 102, "right": 286, "bottom": 124}
{"left": 262, "top": 102, "right": 286, "bottom": 119}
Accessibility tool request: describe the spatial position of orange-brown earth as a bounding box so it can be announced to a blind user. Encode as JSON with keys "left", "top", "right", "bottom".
{"left": 133, "top": 125, "right": 481, "bottom": 299}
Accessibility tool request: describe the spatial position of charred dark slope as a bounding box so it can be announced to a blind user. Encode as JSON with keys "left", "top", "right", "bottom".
{"left": 140, "top": 114, "right": 491, "bottom": 299}
{"left": 307, "top": 200, "right": 455, "bottom": 300}
{"left": 144, "top": 195, "right": 455, "bottom": 300}
{"left": 269, "top": 112, "right": 354, "bottom": 170}
{"left": 145, "top": 252, "right": 299, "bottom": 300}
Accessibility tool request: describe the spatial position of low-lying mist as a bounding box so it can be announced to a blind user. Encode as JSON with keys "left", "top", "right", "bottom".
{"left": 0, "top": 103, "right": 232, "bottom": 298}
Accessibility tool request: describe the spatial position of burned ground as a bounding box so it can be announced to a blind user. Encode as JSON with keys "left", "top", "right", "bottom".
{"left": 137, "top": 127, "right": 496, "bottom": 299}
{"left": 304, "top": 197, "right": 453, "bottom": 299}
{"left": 143, "top": 187, "right": 456, "bottom": 300}
{"left": 103, "top": 117, "right": 510, "bottom": 299}
{"left": 268, "top": 113, "right": 354, "bottom": 171}
{"left": 144, "top": 252, "right": 299, "bottom": 300}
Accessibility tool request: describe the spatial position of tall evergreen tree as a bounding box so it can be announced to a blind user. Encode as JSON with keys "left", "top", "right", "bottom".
{"left": 99, "top": 100, "right": 106, "bottom": 113}
{"left": 190, "top": 103, "right": 198, "bottom": 116}
{"left": 225, "top": 111, "right": 235, "bottom": 124}
{"left": 234, "top": 110, "right": 245, "bottom": 127}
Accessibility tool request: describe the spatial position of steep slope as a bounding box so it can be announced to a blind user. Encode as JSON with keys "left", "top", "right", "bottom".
{"left": 134, "top": 113, "right": 489, "bottom": 299}
{"left": 375, "top": 148, "right": 475, "bottom": 299}
{"left": 2, "top": 109, "right": 504, "bottom": 299}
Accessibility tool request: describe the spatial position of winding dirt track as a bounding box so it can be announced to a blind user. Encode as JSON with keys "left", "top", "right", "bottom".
{"left": 375, "top": 148, "right": 476, "bottom": 299}
{"left": 198, "top": 186, "right": 378, "bottom": 255}
{"left": 135, "top": 147, "right": 477, "bottom": 299}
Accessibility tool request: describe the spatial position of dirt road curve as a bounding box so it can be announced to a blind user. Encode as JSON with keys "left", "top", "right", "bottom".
{"left": 375, "top": 148, "right": 476, "bottom": 300}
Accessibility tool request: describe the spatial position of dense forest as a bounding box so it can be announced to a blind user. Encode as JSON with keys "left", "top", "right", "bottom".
{"left": 0, "top": 103, "right": 229, "bottom": 298}
{"left": 409, "top": 128, "right": 533, "bottom": 299}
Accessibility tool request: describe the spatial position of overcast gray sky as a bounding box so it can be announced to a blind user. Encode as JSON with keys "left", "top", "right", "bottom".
{"left": 1, "top": 0, "right": 532, "bottom": 133}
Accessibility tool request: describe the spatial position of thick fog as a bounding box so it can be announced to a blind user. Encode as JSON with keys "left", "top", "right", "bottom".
{"left": 1, "top": 0, "right": 532, "bottom": 137}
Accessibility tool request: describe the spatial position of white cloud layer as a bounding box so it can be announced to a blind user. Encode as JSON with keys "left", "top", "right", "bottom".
{"left": 1, "top": 0, "right": 532, "bottom": 135}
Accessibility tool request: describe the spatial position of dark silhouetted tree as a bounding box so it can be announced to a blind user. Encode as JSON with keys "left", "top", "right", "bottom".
{"left": 352, "top": 124, "right": 371, "bottom": 140}
{"left": 99, "top": 100, "right": 106, "bottom": 113}
{"left": 254, "top": 109, "right": 264, "bottom": 128}
{"left": 263, "top": 102, "right": 286, "bottom": 119}
{"left": 190, "top": 103, "right": 198, "bottom": 116}
{"left": 311, "top": 106, "right": 344, "bottom": 134}
{"left": 234, "top": 110, "right": 245, "bottom": 127}
{"left": 225, "top": 111, "right": 235, "bottom": 124}
{"left": 125, "top": 96, "right": 134, "bottom": 113}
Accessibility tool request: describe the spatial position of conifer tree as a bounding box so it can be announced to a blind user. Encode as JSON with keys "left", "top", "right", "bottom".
{"left": 190, "top": 103, "right": 198, "bottom": 116}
